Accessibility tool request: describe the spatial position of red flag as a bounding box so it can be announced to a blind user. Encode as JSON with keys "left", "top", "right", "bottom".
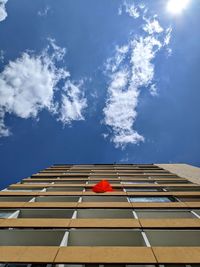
{"left": 92, "top": 179, "right": 113, "bottom": 193}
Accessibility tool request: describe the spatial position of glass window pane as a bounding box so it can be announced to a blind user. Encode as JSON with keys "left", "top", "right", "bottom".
{"left": 145, "top": 230, "right": 200, "bottom": 246}
{"left": 125, "top": 188, "right": 161, "bottom": 192}
{"left": 0, "top": 211, "right": 15, "bottom": 218}
{"left": 192, "top": 210, "right": 200, "bottom": 217}
{"left": 128, "top": 197, "right": 174, "bottom": 203}
{"left": 135, "top": 209, "right": 196, "bottom": 218}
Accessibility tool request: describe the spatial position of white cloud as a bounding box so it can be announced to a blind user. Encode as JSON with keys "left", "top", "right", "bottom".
{"left": 103, "top": 78, "right": 144, "bottom": 147}
{"left": 58, "top": 80, "right": 87, "bottom": 124}
{"left": 0, "top": 40, "right": 87, "bottom": 137}
{"left": 119, "top": 1, "right": 140, "bottom": 18}
{"left": 0, "top": 0, "right": 8, "bottom": 22}
{"left": 149, "top": 84, "right": 158, "bottom": 96}
{"left": 105, "top": 45, "right": 129, "bottom": 73}
{"left": 0, "top": 50, "right": 4, "bottom": 62}
{"left": 103, "top": 3, "right": 172, "bottom": 148}
{"left": 119, "top": 154, "right": 130, "bottom": 163}
{"left": 164, "top": 26, "right": 172, "bottom": 45}
{"left": 37, "top": 6, "right": 50, "bottom": 17}
{"left": 143, "top": 18, "right": 163, "bottom": 34}
{"left": 130, "top": 36, "right": 162, "bottom": 88}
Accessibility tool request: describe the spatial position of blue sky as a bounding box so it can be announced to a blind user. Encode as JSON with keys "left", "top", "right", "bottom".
{"left": 0, "top": 0, "right": 200, "bottom": 189}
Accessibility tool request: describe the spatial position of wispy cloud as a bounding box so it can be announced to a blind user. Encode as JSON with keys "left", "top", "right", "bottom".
{"left": 59, "top": 80, "right": 87, "bottom": 124}
{"left": 103, "top": 2, "right": 172, "bottom": 148}
{"left": 0, "top": 50, "right": 4, "bottom": 62}
{"left": 143, "top": 17, "right": 164, "bottom": 35}
{"left": 149, "top": 84, "right": 158, "bottom": 96}
{"left": 0, "top": 39, "right": 87, "bottom": 137}
{"left": 37, "top": 6, "right": 50, "bottom": 17}
{"left": 118, "top": 1, "right": 140, "bottom": 18}
{"left": 0, "top": 0, "right": 8, "bottom": 22}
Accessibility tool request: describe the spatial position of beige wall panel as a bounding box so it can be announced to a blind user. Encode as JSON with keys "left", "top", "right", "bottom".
{"left": 77, "top": 202, "right": 132, "bottom": 208}
{"left": 156, "top": 164, "right": 200, "bottom": 185}
{"left": 0, "top": 246, "right": 59, "bottom": 263}
{"left": 0, "top": 246, "right": 26, "bottom": 262}
{"left": 173, "top": 192, "right": 200, "bottom": 196}
{"left": 10, "top": 184, "right": 86, "bottom": 188}
{"left": 140, "top": 219, "right": 200, "bottom": 228}
{"left": 127, "top": 192, "right": 171, "bottom": 196}
{"left": 185, "top": 202, "right": 200, "bottom": 208}
{"left": 82, "top": 192, "right": 126, "bottom": 196}
{"left": 55, "top": 247, "right": 156, "bottom": 263}
{"left": 69, "top": 219, "right": 140, "bottom": 228}
{"left": 128, "top": 192, "right": 200, "bottom": 196}
{"left": 0, "top": 192, "right": 82, "bottom": 196}
{"left": 0, "top": 202, "right": 26, "bottom": 208}
{"left": 152, "top": 247, "right": 200, "bottom": 263}
{"left": 23, "top": 202, "right": 78, "bottom": 208}
{"left": 0, "top": 218, "right": 71, "bottom": 228}
{"left": 131, "top": 202, "right": 187, "bottom": 208}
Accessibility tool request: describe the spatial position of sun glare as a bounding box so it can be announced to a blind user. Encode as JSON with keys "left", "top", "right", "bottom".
{"left": 167, "top": 0, "right": 190, "bottom": 15}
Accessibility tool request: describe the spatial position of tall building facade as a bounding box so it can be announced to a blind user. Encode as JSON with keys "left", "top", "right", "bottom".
{"left": 0, "top": 163, "right": 200, "bottom": 266}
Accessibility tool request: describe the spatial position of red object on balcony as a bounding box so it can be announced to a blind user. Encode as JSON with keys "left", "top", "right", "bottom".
{"left": 92, "top": 179, "right": 113, "bottom": 193}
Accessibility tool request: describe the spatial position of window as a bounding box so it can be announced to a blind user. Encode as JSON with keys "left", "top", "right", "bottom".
{"left": 2, "top": 265, "right": 50, "bottom": 267}
{"left": 76, "top": 209, "right": 135, "bottom": 218}
{"left": 35, "top": 196, "right": 80, "bottom": 202}
{"left": 0, "top": 229, "right": 66, "bottom": 246}
{"left": 121, "top": 181, "right": 152, "bottom": 185}
{"left": 7, "top": 187, "right": 44, "bottom": 192}
{"left": 67, "top": 229, "right": 146, "bottom": 246}
{"left": 89, "top": 176, "right": 118, "bottom": 179}
{"left": 84, "top": 187, "right": 123, "bottom": 192}
{"left": 128, "top": 196, "right": 175, "bottom": 203}
{"left": 22, "top": 182, "right": 48, "bottom": 184}
{"left": 0, "top": 210, "right": 16, "bottom": 218}
{"left": 18, "top": 209, "right": 75, "bottom": 218}
{"left": 135, "top": 209, "right": 196, "bottom": 218}
{"left": 54, "top": 181, "right": 86, "bottom": 184}
{"left": 145, "top": 230, "right": 200, "bottom": 246}
{"left": 0, "top": 197, "right": 33, "bottom": 202}
{"left": 193, "top": 209, "right": 200, "bottom": 217}
{"left": 46, "top": 187, "right": 84, "bottom": 192}
{"left": 177, "top": 197, "right": 200, "bottom": 202}
{"left": 125, "top": 188, "right": 161, "bottom": 192}
{"left": 166, "top": 187, "right": 200, "bottom": 192}
{"left": 156, "top": 180, "right": 191, "bottom": 184}
{"left": 81, "top": 196, "right": 128, "bottom": 202}
{"left": 88, "top": 180, "right": 119, "bottom": 184}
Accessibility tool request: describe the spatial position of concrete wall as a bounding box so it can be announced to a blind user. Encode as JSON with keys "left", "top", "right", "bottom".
{"left": 156, "top": 164, "right": 200, "bottom": 185}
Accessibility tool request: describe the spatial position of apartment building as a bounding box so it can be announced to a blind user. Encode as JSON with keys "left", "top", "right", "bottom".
{"left": 0, "top": 163, "right": 200, "bottom": 267}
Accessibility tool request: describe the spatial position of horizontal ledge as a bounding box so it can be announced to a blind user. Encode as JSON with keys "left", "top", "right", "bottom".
{"left": 77, "top": 202, "right": 132, "bottom": 208}
{"left": 23, "top": 202, "right": 78, "bottom": 208}
{"left": 152, "top": 247, "right": 200, "bottom": 263}
{"left": 131, "top": 202, "right": 187, "bottom": 208}
{"left": 0, "top": 202, "right": 191, "bottom": 209}
{"left": 0, "top": 218, "right": 71, "bottom": 228}
{"left": 55, "top": 246, "right": 156, "bottom": 264}
{"left": 185, "top": 202, "right": 200, "bottom": 208}
{"left": 0, "top": 192, "right": 83, "bottom": 196}
{"left": 0, "top": 218, "right": 200, "bottom": 229}
{"left": 140, "top": 218, "right": 200, "bottom": 228}
{"left": 69, "top": 219, "right": 141, "bottom": 228}
{"left": 0, "top": 246, "right": 59, "bottom": 263}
